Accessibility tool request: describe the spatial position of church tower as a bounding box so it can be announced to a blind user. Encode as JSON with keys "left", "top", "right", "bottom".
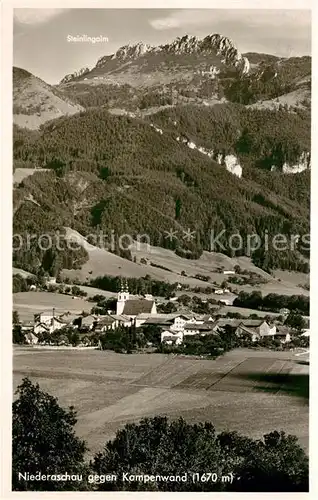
{"left": 116, "top": 279, "right": 130, "bottom": 315}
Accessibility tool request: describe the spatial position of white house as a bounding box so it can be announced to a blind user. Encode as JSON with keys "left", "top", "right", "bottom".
{"left": 161, "top": 330, "right": 183, "bottom": 345}
{"left": 170, "top": 314, "right": 192, "bottom": 332}
{"left": 34, "top": 316, "right": 66, "bottom": 335}
{"left": 95, "top": 316, "right": 118, "bottom": 332}
{"left": 110, "top": 314, "right": 134, "bottom": 328}
{"left": 34, "top": 310, "right": 55, "bottom": 325}
{"left": 259, "top": 321, "right": 277, "bottom": 337}
{"left": 235, "top": 320, "right": 277, "bottom": 342}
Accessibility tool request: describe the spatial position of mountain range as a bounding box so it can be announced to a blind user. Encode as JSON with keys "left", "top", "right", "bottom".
{"left": 12, "top": 33, "right": 311, "bottom": 278}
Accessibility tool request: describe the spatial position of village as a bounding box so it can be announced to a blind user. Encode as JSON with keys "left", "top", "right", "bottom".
{"left": 15, "top": 279, "right": 309, "bottom": 351}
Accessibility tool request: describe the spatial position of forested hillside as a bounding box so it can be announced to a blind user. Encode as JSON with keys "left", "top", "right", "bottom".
{"left": 13, "top": 67, "right": 83, "bottom": 130}
{"left": 13, "top": 103, "right": 310, "bottom": 275}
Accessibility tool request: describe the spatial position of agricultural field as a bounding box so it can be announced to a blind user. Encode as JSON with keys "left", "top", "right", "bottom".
{"left": 216, "top": 305, "right": 282, "bottom": 318}
{"left": 13, "top": 168, "right": 50, "bottom": 185}
{"left": 13, "top": 348, "right": 309, "bottom": 457}
{"left": 13, "top": 291, "right": 94, "bottom": 322}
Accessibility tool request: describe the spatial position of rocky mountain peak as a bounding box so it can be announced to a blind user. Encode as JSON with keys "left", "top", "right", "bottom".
{"left": 93, "top": 33, "right": 250, "bottom": 75}
{"left": 60, "top": 67, "right": 90, "bottom": 84}
{"left": 200, "top": 34, "right": 250, "bottom": 74}
{"left": 160, "top": 33, "right": 250, "bottom": 74}
{"left": 112, "top": 42, "right": 152, "bottom": 61}
{"left": 164, "top": 35, "right": 200, "bottom": 54}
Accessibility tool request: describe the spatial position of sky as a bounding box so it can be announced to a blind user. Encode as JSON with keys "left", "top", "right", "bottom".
{"left": 13, "top": 8, "right": 311, "bottom": 84}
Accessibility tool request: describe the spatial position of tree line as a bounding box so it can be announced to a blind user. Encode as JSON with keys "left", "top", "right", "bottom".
{"left": 233, "top": 291, "right": 309, "bottom": 315}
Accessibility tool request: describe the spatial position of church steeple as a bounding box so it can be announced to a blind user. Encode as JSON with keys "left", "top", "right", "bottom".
{"left": 117, "top": 279, "right": 130, "bottom": 315}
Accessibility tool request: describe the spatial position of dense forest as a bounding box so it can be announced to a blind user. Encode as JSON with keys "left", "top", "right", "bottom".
{"left": 13, "top": 103, "right": 310, "bottom": 273}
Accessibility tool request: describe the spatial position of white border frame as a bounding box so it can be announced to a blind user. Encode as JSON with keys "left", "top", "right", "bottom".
{"left": 1, "top": 1, "right": 315, "bottom": 498}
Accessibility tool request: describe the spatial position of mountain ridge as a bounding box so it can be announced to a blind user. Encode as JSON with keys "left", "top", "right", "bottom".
{"left": 13, "top": 67, "right": 84, "bottom": 130}
{"left": 59, "top": 32, "right": 250, "bottom": 85}
{"left": 12, "top": 32, "right": 311, "bottom": 276}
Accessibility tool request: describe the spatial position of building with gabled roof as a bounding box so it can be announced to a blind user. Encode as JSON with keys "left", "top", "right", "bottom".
{"left": 33, "top": 316, "right": 66, "bottom": 335}
{"left": 58, "top": 312, "right": 82, "bottom": 327}
{"left": 183, "top": 322, "right": 215, "bottom": 336}
{"left": 235, "top": 320, "right": 277, "bottom": 342}
{"left": 95, "top": 315, "right": 118, "bottom": 333}
{"left": 275, "top": 326, "right": 291, "bottom": 343}
{"left": 116, "top": 281, "right": 157, "bottom": 318}
{"left": 33, "top": 322, "right": 50, "bottom": 336}
{"left": 161, "top": 330, "right": 183, "bottom": 345}
{"left": 80, "top": 315, "right": 98, "bottom": 330}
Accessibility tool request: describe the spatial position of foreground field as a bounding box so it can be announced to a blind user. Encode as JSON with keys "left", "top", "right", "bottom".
{"left": 13, "top": 348, "right": 309, "bottom": 457}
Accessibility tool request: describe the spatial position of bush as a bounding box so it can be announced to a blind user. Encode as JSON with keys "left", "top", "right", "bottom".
{"left": 12, "top": 379, "right": 90, "bottom": 491}
{"left": 92, "top": 416, "right": 308, "bottom": 492}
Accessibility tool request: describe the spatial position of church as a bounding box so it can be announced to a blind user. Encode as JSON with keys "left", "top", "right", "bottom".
{"left": 116, "top": 281, "right": 157, "bottom": 318}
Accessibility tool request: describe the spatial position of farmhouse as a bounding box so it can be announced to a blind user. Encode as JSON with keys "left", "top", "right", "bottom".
{"left": 210, "top": 318, "right": 242, "bottom": 333}
{"left": 33, "top": 310, "right": 67, "bottom": 335}
{"left": 95, "top": 316, "right": 118, "bottom": 333}
{"left": 161, "top": 330, "right": 183, "bottom": 345}
{"left": 235, "top": 320, "right": 279, "bottom": 342}
{"left": 110, "top": 314, "right": 135, "bottom": 327}
{"left": 58, "top": 312, "right": 82, "bottom": 326}
{"left": 236, "top": 325, "right": 261, "bottom": 341}
{"left": 158, "top": 313, "right": 216, "bottom": 344}
{"left": 183, "top": 323, "right": 215, "bottom": 336}
{"left": 138, "top": 315, "right": 173, "bottom": 328}
{"left": 34, "top": 310, "right": 55, "bottom": 324}
{"left": 80, "top": 315, "right": 98, "bottom": 331}
{"left": 170, "top": 314, "right": 194, "bottom": 332}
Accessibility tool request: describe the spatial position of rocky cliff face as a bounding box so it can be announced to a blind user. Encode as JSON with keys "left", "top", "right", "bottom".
{"left": 281, "top": 152, "right": 311, "bottom": 174}
{"left": 93, "top": 33, "right": 250, "bottom": 75}
{"left": 271, "top": 152, "right": 311, "bottom": 174}
{"left": 175, "top": 134, "right": 242, "bottom": 178}
{"left": 60, "top": 67, "right": 90, "bottom": 84}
